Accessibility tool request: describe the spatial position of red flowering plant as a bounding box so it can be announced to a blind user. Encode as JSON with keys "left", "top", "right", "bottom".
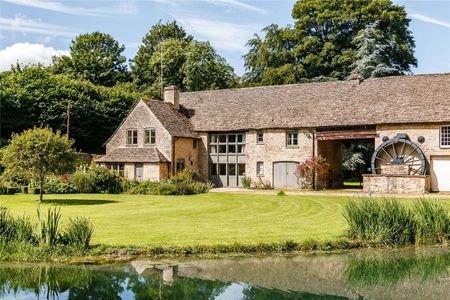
{"left": 294, "top": 156, "right": 329, "bottom": 190}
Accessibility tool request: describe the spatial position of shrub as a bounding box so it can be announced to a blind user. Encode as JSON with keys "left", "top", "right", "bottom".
{"left": 414, "top": 199, "right": 450, "bottom": 244}
{"left": 191, "top": 181, "right": 211, "bottom": 194}
{"left": 127, "top": 180, "right": 159, "bottom": 194}
{"left": 12, "top": 215, "right": 37, "bottom": 244}
{"left": 89, "top": 167, "right": 123, "bottom": 194}
{"left": 277, "top": 190, "right": 286, "bottom": 196}
{"left": 255, "top": 178, "right": 272, "bottom": 189}
{"left": 241, "top": 176, "right": 252, "bottom": 189}
{"left": 71, "top": 171, "right": 94, "bottom": 193}
{"left": 44, "top": 176, "right": 77, "bottom": 194}
{"left": 294, "top": 156, "right": 329, "bottom": 190}
{"left": 38, "top": 207, "right": 62, "bottom": 246}
{"left": 157, "top": 183, "right": 178, "bottom": 195}
{"left": 63, "top": 217, "right": 94, "bottom": 250}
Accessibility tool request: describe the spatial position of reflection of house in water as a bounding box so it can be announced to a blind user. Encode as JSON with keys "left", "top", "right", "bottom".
{"left": 131, "top": 260, "right": 177, "bottom": 285}
{"left": 132, "top": 250, "right": 450, "bottom": 300}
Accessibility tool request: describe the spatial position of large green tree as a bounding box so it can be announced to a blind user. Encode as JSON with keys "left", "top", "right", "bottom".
{"left": 0, "top": 66, "right": 137, "bottom": 153}
{"left": 53, "top": 32, "right": 129, "bottom": 86}
{"left": 1, "top": 128, "right": 77, "bottom": 202}
{"left": 244, "top": 0, "right": 416, "bottom": 84}
{"left": 132, "top": 21, "right": 236, "bottom": 97}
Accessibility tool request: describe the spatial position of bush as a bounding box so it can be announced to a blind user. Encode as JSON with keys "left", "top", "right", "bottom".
{"left": 157, "top": 183, "right": 178, "bottom": 195}
{"left": 71, "top": 171, "right": 94, "bottom": 193}
{"left": 12, "top": 215, "right": 37, "bottom": 244}
{"left": 241, "top": 176, "right": 252, "bottom": 189}
{"left": 277, "top": 190, "right": 286, "bottom": 196}
{"left": 44, "top": 176, "right": 77, "bottom": 194}
{"left": 294, "top": 156, "right": 329, "bottom": 190}
{"left": 71, "top": 167, "right": 124, "bottom": 194}
{"left": 63, "top": 217, "right": 94, "bottom": 250}
{"left": 127, "top": 180, "right": 159, "bottom": 194}
{"left": 255, "top": 178, "right": 272, "bottom": 189}
{"left": 414, "top": 199, "right": 450, "bottom": 244}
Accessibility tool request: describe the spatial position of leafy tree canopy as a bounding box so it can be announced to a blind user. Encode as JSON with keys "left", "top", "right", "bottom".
{"left": 244, "top": 0, "right": 416, "bottom": 85}
{"left": 0, "top": 127, "right": 77, "bottom": 201}
{"left": 52, "top": 32, "right": 129, "bottom": 86}
{"left": 0, "top": 66, "right": 138, "bottom": 153}
{"left": 132, "top": 21, "right": 237, "bottom": 97}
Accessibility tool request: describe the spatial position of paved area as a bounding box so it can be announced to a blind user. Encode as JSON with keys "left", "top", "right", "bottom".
{"left": 210, "top": 187, "right": 450, "bottom": 199}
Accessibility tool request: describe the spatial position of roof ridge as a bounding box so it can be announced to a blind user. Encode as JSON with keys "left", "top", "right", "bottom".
{"left": 179, "top": 72, "right": 450, "bottom": 96}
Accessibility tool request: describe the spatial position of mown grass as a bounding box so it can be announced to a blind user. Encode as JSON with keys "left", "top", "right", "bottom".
{"left": 0, "top": 193, "right": 449, "bottom": 262}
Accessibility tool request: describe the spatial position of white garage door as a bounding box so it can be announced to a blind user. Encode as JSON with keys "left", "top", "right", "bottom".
{"left": 431, "top": 157, "right": 450, "bottom": 192}
{"left": 273, "top": 162, "right": 299, "bottom": 190}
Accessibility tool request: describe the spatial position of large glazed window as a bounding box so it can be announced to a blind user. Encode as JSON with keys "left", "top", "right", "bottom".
{"left": 127, "top": 129, "right": 138, "bottom": 146}
{"left": 209, "top": 133, "right": 246, "bottom": 187}
{"left": 441, "top": 126, "right": 450, "bottom": 148}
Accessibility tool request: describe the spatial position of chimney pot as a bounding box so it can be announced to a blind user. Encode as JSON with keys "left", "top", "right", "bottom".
{"left": 164, "top": 86, "right": 180, "bottom": 110}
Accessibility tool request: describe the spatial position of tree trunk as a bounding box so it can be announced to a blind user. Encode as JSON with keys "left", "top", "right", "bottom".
{"left": 39, "top": 176, "right": 44, "bottom": 203}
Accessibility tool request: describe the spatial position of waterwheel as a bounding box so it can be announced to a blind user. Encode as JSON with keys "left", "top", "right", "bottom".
{"left": 371, "top": 134, "right": 427, "bottom": 176}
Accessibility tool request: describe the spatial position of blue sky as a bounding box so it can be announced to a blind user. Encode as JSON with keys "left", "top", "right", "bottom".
{"left": 0, "top": 0, "right": 449, "bottom": 75}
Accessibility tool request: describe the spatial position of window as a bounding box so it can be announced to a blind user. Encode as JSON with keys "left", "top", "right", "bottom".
{"left": 228, "top": 164, "right": 236, "bottom": 175}
{"left": 219, "top": 164, "right": 227, "bottom": 175}
{"left": 228, "top": 144, "right": 236, "bottom": 153}
{"left": 210, "top": 164, "right": 218, "bottom": 175}
{"left": 210, "top": 145, "right": 217, "bottom": 153}
{"left": 238, "top": 164, "right": 245, "bottom": 176}
{"left": 107, "top": 163, "right": 124, "bottom": 176}
{"left": 219, "top": 135, "right": 227, "bottom": 143}
{"left": 219, "top": 145, "right": 227, "bottom": 153}
{"left": 257, "top": 131, "right": 264, "bottom": 144}
{"left": 286, "top": 131, "right": 298, "bottom": 147}
{"left": 144, "top": 128, "right": 156, "bottom": 145}
{"left": 441, "top": 126, "right": 450, "bottom": 148}
{"left": 127, "top": 129, "right": 138, "bottom": 145}
{"left": 176, "top": 159, "right": 185, "bottom": 172}
{"left": 256, "top": 161, "right": 264, "bottom": 176}
{"left": 193, "top": 139, "right": 197, "bottom": 149}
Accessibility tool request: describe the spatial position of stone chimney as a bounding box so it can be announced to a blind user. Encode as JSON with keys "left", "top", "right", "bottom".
{"left": 164, "top": 86, "right": 180, "bottom": 110}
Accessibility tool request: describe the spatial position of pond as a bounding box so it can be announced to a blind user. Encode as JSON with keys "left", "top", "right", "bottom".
{"left": 1, "top": 247, "right": 449, "bottom": 299}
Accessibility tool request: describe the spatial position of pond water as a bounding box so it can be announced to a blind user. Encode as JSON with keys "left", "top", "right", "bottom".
{"left": 1, "top": 247, "right": 449, "bottom": 300}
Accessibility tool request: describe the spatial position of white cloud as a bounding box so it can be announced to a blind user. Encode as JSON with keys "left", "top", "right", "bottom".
{"left": 174, "top": 16, "right": 259, "bottom": 52}
{"left": 4, "top": 0, "right": 138, "bottom": 16}
{"left": 0, "top": 43, "right": 69, "bottom": 71}
{"left": 0, "top": 15, "right": 76, "bottom": 37}
{"left": 410, "top": 13, "right": 450, "bottom": 29}
{"left": 205, "top": 0, "right": 266, "bottom": 14}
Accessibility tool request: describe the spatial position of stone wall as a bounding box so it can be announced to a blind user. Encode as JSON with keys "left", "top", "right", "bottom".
{"left": 143, "top": 163, "right": 160, "bottom": 181}
{"left": 174, "top": 137, "right": 199, "bottom": 173}
{"left": 245, "top": 129, "right": 314, "bottom": 186}
{"left": 363, "top": 174, "right": 430, "bottom": 194}
{"left": 105, "top": 100, "right": 172, "bottom": 161}
{"left": 197, "top": 133, "right": 209, "bottom": 181}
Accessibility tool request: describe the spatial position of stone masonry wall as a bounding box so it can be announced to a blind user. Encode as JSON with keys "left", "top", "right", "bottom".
{"left": 246, "top": 129, "right": 314, "bottom": 187}
{"left": 197, "top": 133, "right": 209, "bottom": 181}
{"left": 174, "top": 137, "right": 199, "bottom": 173}
{"left": 106, "top": 100, "right": 172, "bottom": 161}
{"left": 363, "top": 175, "right": 430, "bottom": 194}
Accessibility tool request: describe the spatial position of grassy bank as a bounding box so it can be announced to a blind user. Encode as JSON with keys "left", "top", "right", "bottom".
{"left": 1, "top": 193, "right": 449, "bottom": 262}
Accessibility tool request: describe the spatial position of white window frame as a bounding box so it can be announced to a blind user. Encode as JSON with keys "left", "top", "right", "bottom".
{"left": 256, "top": 131, "right": 264, "bottom": 144}
{"left": 127, "top": 129, "right": 138, "bottom": 146}
{"left": 144, "top": 128, "right": 156, "bottom": 145}
{"left": 440, "top": 125, "right": 450, "bottom": 148}
{"left": 256, "top": 161, "right": 264, "bottom": 176}
{"left": 286, "top": 130, "right": 299, "bottom": 147}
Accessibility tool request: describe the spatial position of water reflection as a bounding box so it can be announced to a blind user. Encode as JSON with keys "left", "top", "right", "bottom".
{"left": 0, "top": 248, "right": 449, "bottom": 300}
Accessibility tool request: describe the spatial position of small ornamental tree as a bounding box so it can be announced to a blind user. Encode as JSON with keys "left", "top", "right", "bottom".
{"left": 294, "top": 156, "right": 329, "bottom": 190}
{"left": 0, "top": 128, "right": 78, "bottom": 202}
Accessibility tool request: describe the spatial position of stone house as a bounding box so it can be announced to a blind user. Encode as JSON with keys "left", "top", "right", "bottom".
{"left": 97, "top": 73, "right": 450, "bottom": 193}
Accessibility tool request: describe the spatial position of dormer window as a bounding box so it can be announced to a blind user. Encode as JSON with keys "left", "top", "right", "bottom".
{"left": 144, "top": 128, "right": 156, "bottom": 145}
{"left": 127, "top": 129, "right": 138, "bottom": 146}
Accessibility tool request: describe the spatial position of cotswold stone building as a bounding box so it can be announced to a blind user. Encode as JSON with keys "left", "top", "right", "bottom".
{"left": 97, "top": 74, "right": 450, "bottom": 193}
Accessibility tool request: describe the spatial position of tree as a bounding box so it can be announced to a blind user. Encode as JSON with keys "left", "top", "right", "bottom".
{"left": 349, "top": 21, "right": 400, "bottom": 79}
{"left": 53, "top": 32, "right": 129, "bottom": 86}
{"left": 0, "top": 65, "right": 138, "bottom": 153}
{"left": 1, "top": 128, "right": 78, "bottom": 202}
{"left": 131, "top": 21, "right": 236, "bottom": 96}
{"left": 243, "top": 0, "right": 416, "bottom": 84}
{"left": 131, "top": 21, "right": 193, "bottom": 88}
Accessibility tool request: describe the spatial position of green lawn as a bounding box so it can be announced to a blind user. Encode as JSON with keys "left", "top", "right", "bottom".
{"left": 0, "top": 193, "right": 448, "bottom": 247}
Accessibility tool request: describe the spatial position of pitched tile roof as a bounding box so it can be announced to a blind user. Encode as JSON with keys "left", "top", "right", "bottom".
{"left": 96, "top": 147, "right": 169, "bottom": 163}
{"left": 146, "top": 100, "right": 198, "bottom": 138}
{"left": 179, "top": 73, "right": 450, "bottom": 132}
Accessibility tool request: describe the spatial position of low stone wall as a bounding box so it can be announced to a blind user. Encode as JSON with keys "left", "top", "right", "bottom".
{"left": 363, "top": 174, "right": 430, "bottom": 194}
